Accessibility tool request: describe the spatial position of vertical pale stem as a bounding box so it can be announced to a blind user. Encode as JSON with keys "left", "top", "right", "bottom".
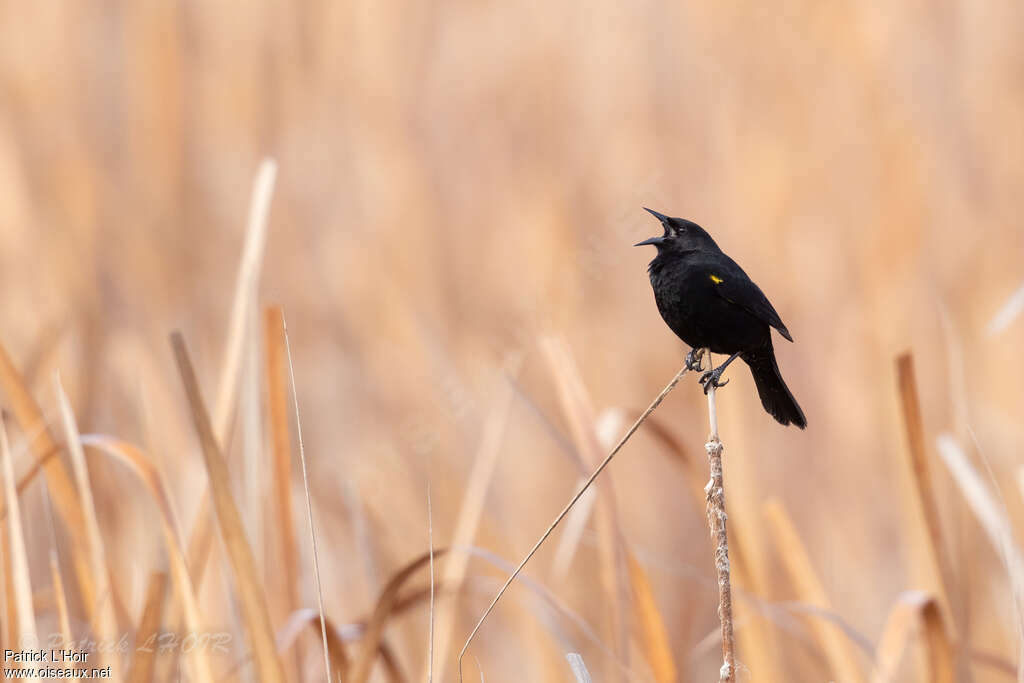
{"left": 705, "top": 362, "right": 736, "bottom": 682}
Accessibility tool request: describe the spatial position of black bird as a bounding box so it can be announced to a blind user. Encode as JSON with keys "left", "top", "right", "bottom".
{"left": 635, "top": 208, "right": 806, "bottom": 428}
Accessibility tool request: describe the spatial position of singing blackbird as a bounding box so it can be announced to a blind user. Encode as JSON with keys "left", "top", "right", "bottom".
{"left": 635, "top": 208, "right": 806, "bottom": 428}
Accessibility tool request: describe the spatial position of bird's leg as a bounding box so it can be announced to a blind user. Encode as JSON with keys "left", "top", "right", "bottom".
{"left": 685, "top": 347, "right": 706, "bottom": 373}
{"left": 700, "top": 351, "right": 742, "bottom": 395}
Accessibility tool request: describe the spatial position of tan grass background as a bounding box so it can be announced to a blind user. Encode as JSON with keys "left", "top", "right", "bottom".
{"left": 1, "top": 2, "right": 1023, "bottom": 681}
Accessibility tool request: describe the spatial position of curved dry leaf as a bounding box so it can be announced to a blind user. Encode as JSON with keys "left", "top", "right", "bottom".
{"left": 277, "top": 608, "right": 350, "bottom": 683}
{"left": 79, "top": 434, "right": 214, "bottom": 683}
{"left": 55, "top": 376, "right": 119, "bottom": 668}
{"left": 350, "top": 549, "right": 448, "bottom": 683}
{"left": 937, "top": 434, "right": 1024, "bottom": 683}
{"left": 871, "top": 590, "right": 952, "bottom": 683}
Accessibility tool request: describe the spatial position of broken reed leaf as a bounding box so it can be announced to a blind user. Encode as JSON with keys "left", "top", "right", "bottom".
{"left": 895, "top": 353, "right": 957, "bottom": 630}
{"left": 170, "top": 332, "right": 286, "bottom": 683}
{"left": 182, "top": 159, "right": 278, "bottom": 610}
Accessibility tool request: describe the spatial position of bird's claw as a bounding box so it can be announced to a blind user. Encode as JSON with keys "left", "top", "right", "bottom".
{"left": 699, "top": 368, "right": 729, "bottom": 395}
{"left": 686, "top": 348, "right": 705, "bottom": 373}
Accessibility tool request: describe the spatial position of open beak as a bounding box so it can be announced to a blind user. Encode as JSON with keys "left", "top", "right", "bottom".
{"left": 643, "top": 207, "right": 669, "bottom": 222}
{"left": 635, "top": 207, "right": 670, "bottom": 246}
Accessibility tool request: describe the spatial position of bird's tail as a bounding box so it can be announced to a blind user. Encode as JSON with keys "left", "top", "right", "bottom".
{"left": 741, "top": 342, "right": 807, "bottom": 428}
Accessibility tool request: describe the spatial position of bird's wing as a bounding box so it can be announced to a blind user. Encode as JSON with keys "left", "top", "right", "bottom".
{"left": 705, "top": 261, "right": 794, "bottom": 342}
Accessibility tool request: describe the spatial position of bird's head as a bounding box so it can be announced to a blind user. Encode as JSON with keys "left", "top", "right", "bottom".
{"left": 634, "top": 208, "right": 718, "bottom": 254}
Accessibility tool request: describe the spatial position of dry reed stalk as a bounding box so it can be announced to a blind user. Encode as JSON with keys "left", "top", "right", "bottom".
{"left": 457, "top": 362, "right": 692, "bottom": 682}
{"left": 54, "top": 374, "right": 119, "bottom": 673}
{"left": 871, "top": 590, "right": 953, "bottom": 683}
{"left": 626, "top": 551, "right": 678, "bottom": 683}
{"left": 5, "top": 443, "right": 57, "bottom": 515}
{"left": 428, "top": 484, "right": 436, "bottom": 683}
{"left": 896, "top": 354, "right": 970, "bottom": 680}
{"left": 567, "top": 652, "right": 594, "bottom": 682}
{"left": 936, "top": 435, "right": 1024, "bottom": 683}
{"left": 79, "top": 436, "right": 215, "bottom": 683}
{"left": 426, "top": 359, "right": 518, "bottom": 683}
{"left": 541, "top": 338, "right": 629, "bottom": 672}
{"left": 895, "top": 355, "right": 957, "bottom": 622}
{"left": 0, "top": 340, "right": 94, "bottom": 612}
{"left": 128, "top": 571, "right": 168, "bottom": 683}
{"left": 643, "top": 401, "right": 778, "bottom": 679}
{"left": 1, "top": 521, "right": 17, "bottom": 655}
{"left": 704, "top": 381, "right": 736, "bottom": 683}
{"left": 0, "top": 418, "right": 36, "bottom": 652}
{"left": 264, "top": 305, "right": 301, "bottom": 676}
{"left": 763, "top": 498, "right": 863, "bottom": 682}
{"left": 281, "top": 312, "right": 333, "bottom": 683}
{"left": 987, "top": 280, "right": 1024, "bottom": 335}
{"left": 214, "top": 158, "right": 277, "bottom": 439}
{"left": 48, "top": 550, "right": 79, "bottom": 682}
{"left": 242, "top": 291, "right": 264, "bottom": 570}
{"left": 171, "top": 332, "right": 286, "bottom": 683}
{"left": 642, "top": 412, "right": 780, "bottom": 681}
{"left": 49, "top": 552, "right": 74, "bottom": 652}
{"left": 378, "top": 641, "right": 408, "bottom": 683}
{"left": 184, "top": 158, "right": 277, "bottom": 596}
{"left": 550, "top": 478, "right": 598, "bottom": 581}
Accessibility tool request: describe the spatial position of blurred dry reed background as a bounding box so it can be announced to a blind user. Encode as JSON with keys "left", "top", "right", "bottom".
{"left": 1, "top": 1, "right": 1023, "bottom": 681}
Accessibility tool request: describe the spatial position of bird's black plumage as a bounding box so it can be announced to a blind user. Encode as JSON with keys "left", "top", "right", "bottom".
{"left": 636, "top": 209, "right": 806, "bottom": 428}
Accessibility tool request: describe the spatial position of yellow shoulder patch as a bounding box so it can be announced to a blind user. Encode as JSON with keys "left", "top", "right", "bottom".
{"left": 710, "top": 274, "right": 724, "bottom": 284}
